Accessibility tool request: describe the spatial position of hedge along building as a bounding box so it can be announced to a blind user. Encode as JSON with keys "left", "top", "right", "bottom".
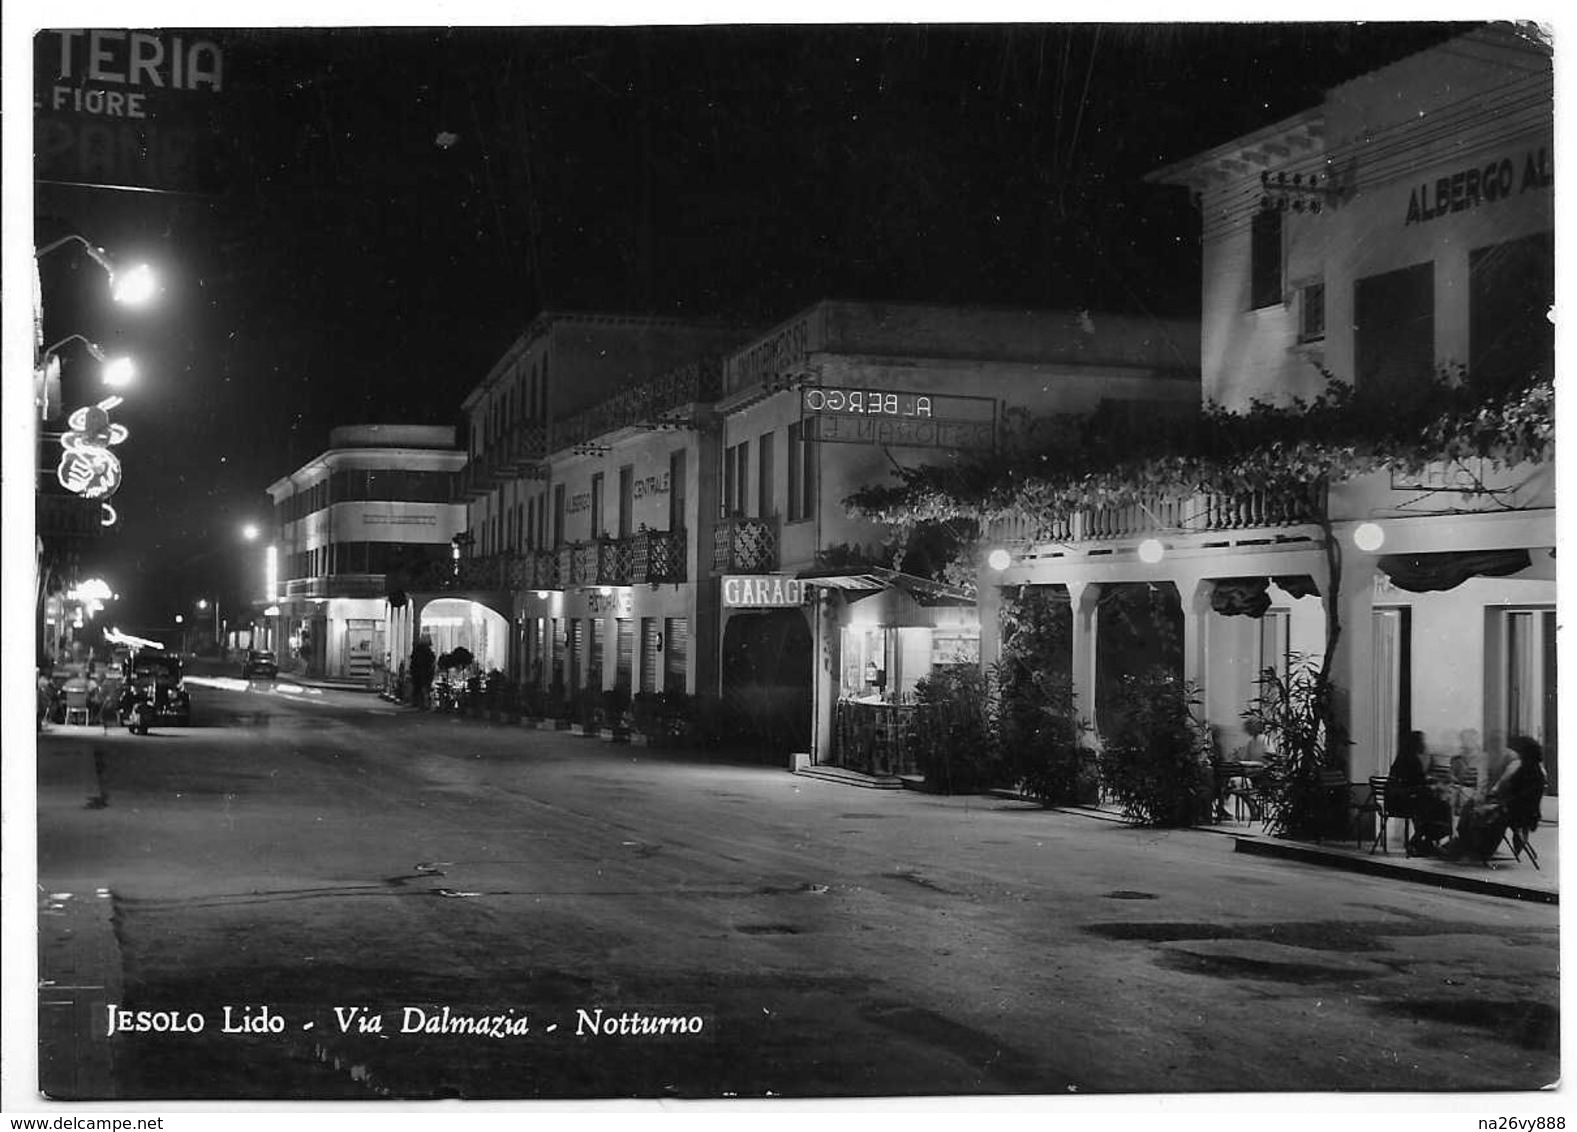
{"left": 430, "top": 311, "right": 749, "bottom": 694}
{"left": 265, "top": 425, "right": 466, "bottom": 684}
{"left": 982, "top": 27, "right": 1555, "bottom": 812}
{"left": 714, "top": 300, "right": 1199, "bottom": 770}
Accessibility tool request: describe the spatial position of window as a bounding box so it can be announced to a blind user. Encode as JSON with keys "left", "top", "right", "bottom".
{"left": 663, "top": 617, "right": 688, "bottom": 693}
{"left": 590, "top": 472, "right": 605, "bottom": 538}
{"left": 1250, "top": 205, "right": 1283, "bottom": 310}
{"left": 723, "top": 441, "right": 749, "bottom": 516}
{"left": 1355, "top": 261, "right": 1434, "bottom": 402}
{"left": 587, "top": 618, "right": 603, "bottom": 690}
{"left": 668, "top": 449, "right": 687, "bottom": 532}
{"left": 757, "top": 430, "right": 775, "bottom": 518}
{"left": 787, "top": 421, "right": 816, "bottom": 522}
{"left": 527, "top": 497, "right": 537, "bottom": 549}
{"left": 1259, "top": 609, "right": 1291, "bottom": 684}
{"left": 1500, "top": 608, "right": 1557, "bottom": 794}
{"left": 615, "top": 618, "right": 634, "bottom": 690}
{"left": 617, "top": 464, "right": 634, "bottom": 538}
{"left": 639, "top": 617, "right": 659, "bottom": 693}
{"left": 552, "top": 484, "right": 566, "bottom": 547}
{"left": 1299, "top": 281, "right": 1326, "bottom": 343}
{"left": 1470, "top": 232, "right": 1554, "bottom": 395}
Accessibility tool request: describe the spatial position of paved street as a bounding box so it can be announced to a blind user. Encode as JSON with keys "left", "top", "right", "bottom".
{"left": 37, "top": 678, "right": 1559, "bottom": 1100}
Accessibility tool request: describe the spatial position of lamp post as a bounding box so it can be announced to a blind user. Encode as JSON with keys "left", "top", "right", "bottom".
{"left": 197, "top": 598, "right": 222, "bottom": 654}
{"left": 35, "top": 234, "right": 159, "bottom": 306}
{"left": 41, "top": 333, "right": 137, "bottom": 389}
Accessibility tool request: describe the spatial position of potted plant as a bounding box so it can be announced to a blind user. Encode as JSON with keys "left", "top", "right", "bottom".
{"left": 1242, "top": 655, "right": 1348, "bottom": 839}
{"left": 1095, "top": 667, "right": 1214, "bottom": 826}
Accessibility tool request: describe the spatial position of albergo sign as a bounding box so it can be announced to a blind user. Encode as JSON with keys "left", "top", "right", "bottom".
{"left": 1404, "top": 145, "right": 1552, "bottom": 226}
{"left": 722, "top": 575, "right": 806, "bottom": 608}
{"left": 800, "top": 386, "right": 997, "bottom": 451}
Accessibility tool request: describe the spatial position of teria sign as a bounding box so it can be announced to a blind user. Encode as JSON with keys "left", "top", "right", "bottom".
{"left": 801, "top": 387, "right": 997, "bottom": 451}
{"left": 722, "top": 575, "right": 806, "bottom": 608}
{"left": 34, "top": 29, "right": 228, "bottom": 194}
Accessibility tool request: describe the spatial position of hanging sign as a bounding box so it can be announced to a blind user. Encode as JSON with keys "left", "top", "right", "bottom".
{"left": 722, "top": 575, "right": 806, "bottom": 608}
{"left": 801, "top": 388, "right": 997, "bottom": 450}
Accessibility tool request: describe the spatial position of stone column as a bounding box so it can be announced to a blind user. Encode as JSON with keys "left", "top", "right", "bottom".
{"left": 1067, "top": 581, "right": 1102, "bottom": 727}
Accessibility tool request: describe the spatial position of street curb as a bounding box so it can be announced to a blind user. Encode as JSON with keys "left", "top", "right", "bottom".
{"left": 1232, "top": 835, "right": 1557, "bottom": 905}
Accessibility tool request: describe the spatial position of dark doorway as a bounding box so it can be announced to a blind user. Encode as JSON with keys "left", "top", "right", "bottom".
{"left": 1095, "top": 582, "right": 1183, "bottom": 735}
{"left": 720, "top": 610, "right": 813, "bottom": 755}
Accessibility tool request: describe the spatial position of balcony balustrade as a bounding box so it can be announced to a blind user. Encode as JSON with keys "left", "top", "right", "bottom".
{"left": 631, "top": 528, "right": 686, "bottom": 584}
{"left": 712, "top": 516, "right": 779, "bottom": 573}
{"left": 985, "top": 483, "right": 1327, "bottom": 550}
{"left": 487, "top": 425, "right": 548, "bottom": 477}
{"left": 552, "top": 358, "right": 722, "bottom": 454}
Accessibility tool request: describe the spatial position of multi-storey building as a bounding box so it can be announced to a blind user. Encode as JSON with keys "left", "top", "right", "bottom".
{"left": 386, "top": 312, "right": 746, "bottom": 690}
{"left": 711, "top": 300, "right": 1200, "bottom": 767}
{"left": 986, "top": 27, "right": 1555, "bottom": 811}
{"left": 265, "top": 424, "right": 465, "bottom": 682}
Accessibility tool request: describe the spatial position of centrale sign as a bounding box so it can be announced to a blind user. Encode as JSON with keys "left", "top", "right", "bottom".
{"left": 722, "top": 575, "right": 805, "bottom": 608}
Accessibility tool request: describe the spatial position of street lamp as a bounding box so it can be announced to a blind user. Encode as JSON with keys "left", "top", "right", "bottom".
{"left": 241, "top": 523, "right": 260, "bottom": 542}
{"left": 42, "top": 334, "right": 137, "bottom": 389}
{"left": 35, "top": 233, "right": 159, "bottom": 306}
{"left": 198, "top": 598, "right": 222, "bottom": 651}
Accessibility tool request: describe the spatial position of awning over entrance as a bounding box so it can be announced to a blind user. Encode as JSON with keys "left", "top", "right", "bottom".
{"left": 797, "top": 567, "right": 974, "bottom": 606}
{"left": 1377, "top": 549, "right": 1533, "bottom": 593}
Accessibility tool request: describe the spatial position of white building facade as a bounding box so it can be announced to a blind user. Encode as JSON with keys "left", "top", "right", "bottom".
{"left": 266, "top": 425, "right": 465, "bottom": 683}
{"left": 987, "top": 27, "right": 1556, "bottom": 810}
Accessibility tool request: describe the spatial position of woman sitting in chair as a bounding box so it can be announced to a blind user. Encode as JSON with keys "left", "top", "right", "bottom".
{"left": 1442, "top": 736, "right": 1546, "bottom": 862}
{"left": 1385, "top": 731, "right": 1453, "bottom": 855}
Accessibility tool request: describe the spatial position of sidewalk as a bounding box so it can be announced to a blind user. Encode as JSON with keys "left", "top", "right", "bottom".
{"left": 36, "top": 731, "right": 124, "bottom": 1100}
{"left": 976, "top": 789, "right": 1558, "bottom": 905}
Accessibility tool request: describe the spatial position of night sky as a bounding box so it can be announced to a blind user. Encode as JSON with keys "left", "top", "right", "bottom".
{"left": 33, "top": 21, "right": 1471, "bottom": 634}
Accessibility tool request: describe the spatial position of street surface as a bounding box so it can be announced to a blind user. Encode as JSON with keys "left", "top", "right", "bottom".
{"left": 36, "top": 677, "right": 1560, "bottom": 1099}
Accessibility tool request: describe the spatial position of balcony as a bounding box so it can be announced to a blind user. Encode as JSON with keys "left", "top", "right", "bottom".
{"left": 986, "top": 483, "right": 1327, "bottom": 549}
{"left": 488, "top": 425, "right": 548, "bottom": 477}
{"left": 552, "top": 358, "right": 722, "bottom": 453}
{"left": 713, "top": 516, "right": 779, "bottom": 573}
{"left": 451, "top": 458, "right": 506, "bottom": 502}
{"left": 516, "top": 549, "right": 560, "bottom": 591}
{"left": 631, "top": 528, "right": 686, "bottom": 584}
{"left": 558, "top": 542, "right": 598, "bottom": 588}
{"left": 283, "top": 574, "right": 388, "bottom": 600}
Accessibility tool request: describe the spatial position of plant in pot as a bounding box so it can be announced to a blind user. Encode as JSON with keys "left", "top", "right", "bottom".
{"left": 911, "top": 665, "right": 1003, "bottom": 794}
{"left": 997, "top": 660, "right": 1092, "bottom": 806}
{"left": 604, "top": 684, "right": 633, "bottom": 742}
{"left": 1242, "top": 655, "right": 1348, "bottom": 839}
{"left": 1095, "top": 667, "right": 1214, "bottom": 826}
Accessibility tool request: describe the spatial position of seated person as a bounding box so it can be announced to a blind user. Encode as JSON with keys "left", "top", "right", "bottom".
{"left": 1443, "top": 736, "right": 1547, "bottom": 861}
{"left": 1384, "top": 731, "right": 1452, "bottom": 854}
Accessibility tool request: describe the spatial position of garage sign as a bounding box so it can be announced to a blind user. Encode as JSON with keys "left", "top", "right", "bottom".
{"left": 722, "top": 575, "right": 805, "bottom": 608}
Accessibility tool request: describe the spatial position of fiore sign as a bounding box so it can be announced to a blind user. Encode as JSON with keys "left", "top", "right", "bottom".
{"left": 34, "top": 29, "right": 228, "bottom": 194}
{"left": 800, "top": 387, "right": 997, "bottom": 451}
{"left": 722, "top": 575, "right": 805, "bottom": 608}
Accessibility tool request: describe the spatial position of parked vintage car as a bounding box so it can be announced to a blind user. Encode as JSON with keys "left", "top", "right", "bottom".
{"left": 119, "top": 649, "right": 192, "bottom": 732}
{"left": 241, "top": 649, "right": 279, "bottom": 680}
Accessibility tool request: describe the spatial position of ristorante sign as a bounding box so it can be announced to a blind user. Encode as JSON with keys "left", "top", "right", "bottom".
{"left": 34, "top": 29, "right": 228, "bottom": 194}
{"left": 800, "top": 386, "right": 997, "bottom": 451}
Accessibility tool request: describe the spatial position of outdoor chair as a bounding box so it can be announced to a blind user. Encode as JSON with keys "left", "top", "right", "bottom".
{"left": 1221, "top": 762, "right": 1265, "bottom": 826}
{"left": 1315, "top": 768, "right": 1361, "bottom": 846}
{"left": 62, "top": 688, "right": 91, "bottom": 726}
{"left": 1504, "top": 824, "right": 1541, "bottom": 871}
{"left": 1357, "top": 775, "right": 1398, "bottom": 855}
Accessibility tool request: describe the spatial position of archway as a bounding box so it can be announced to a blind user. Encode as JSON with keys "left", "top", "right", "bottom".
{"left": 1095, "top": 581, "right": 1183, "bottom": 736}
{"left": 419, "top": 597, "right": 511, "bottom": 674}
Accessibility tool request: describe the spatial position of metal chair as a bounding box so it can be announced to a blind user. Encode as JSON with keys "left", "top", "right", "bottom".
{"left": 62, "top": 688, "right": 91, "bottom": 726}
{"left": 1504, "top": 824, "right": 1541, "bottom": 870}
{"left": 1357, "top": 775, "right": 1401, "bottom": 854}
{"left": 1316, "top": 768, "right": 1360, "bottom": 845}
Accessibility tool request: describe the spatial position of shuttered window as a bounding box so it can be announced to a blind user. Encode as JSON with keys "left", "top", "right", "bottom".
{"left": 664, "top": 617, "right": 689, "bottom": 694}
{"left": 639, "top": 617, "right": 659, "bottom": 693}
{"left": 587, "top": 617, "right": 603, "bottom": 690}
{"left": 615, "top": 618, "right": 634, "bottom": 690}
